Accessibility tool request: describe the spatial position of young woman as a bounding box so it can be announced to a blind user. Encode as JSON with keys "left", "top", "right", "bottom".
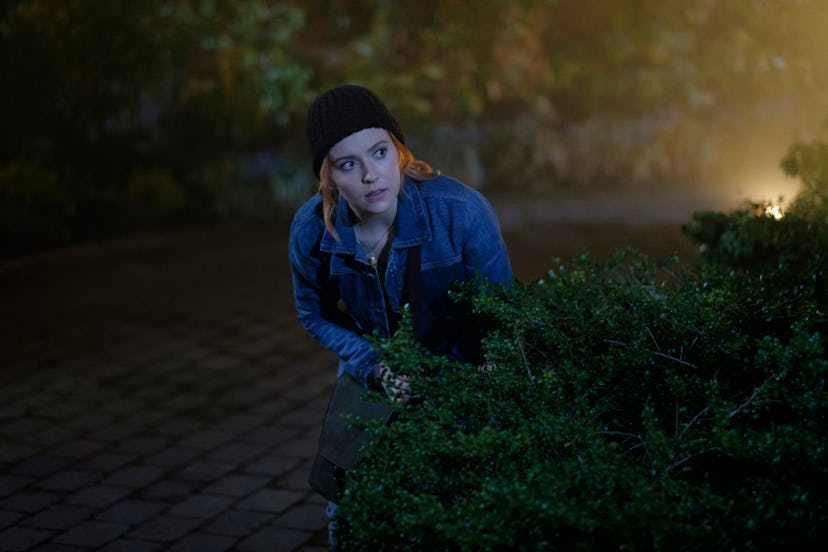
{"left": 288, "top": 84, "right": 512, "bottom": 546}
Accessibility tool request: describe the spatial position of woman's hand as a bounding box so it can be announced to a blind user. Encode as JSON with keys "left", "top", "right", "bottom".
{"left": 376, "top": 362, "right": 413, "bottom": 404}
{"left": 478, "top": 360, "right": 498, "bottom": 373}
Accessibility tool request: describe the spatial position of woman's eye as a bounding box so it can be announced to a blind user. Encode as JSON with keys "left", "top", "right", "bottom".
{"left": 338, "top": 160, "right": 355, "bottom": 171}
{"left": 374, "top": 147, "right": 387, "bottom": 158}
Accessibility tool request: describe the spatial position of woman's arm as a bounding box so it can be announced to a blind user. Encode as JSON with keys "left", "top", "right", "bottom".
{"left": 462, "top": 188, "right": 513, "bottom": 285}
{"left": 289, "top": 216, "right": 379, "bottom": 386}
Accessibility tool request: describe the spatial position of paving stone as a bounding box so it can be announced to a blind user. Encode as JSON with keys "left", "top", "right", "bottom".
{"left": 34, "top": 400, "right": 89, "bottom": 421}
{"left": 285, "top": 382, "right": 327, "bottom": 403}
{"left": 66, "top": 485, "right": 132, "bottom": 508}
{"left": 98, "top": 538, "right": 163, "bottom": 551}
{"left": 235, "top": 338, "right": 278, "bottom": 358}
{"left": 237, "top": 526, "right": 311, "bottom": 552}
{"left": 143, "top": 445, "right": 202, "bottom": 468}
{"left": 202, "top": 509, "right": 273, "bottom": 538}
{"left": 248, "top": 398, "right": 293, "bottom": 418}
{"left": 0, "top": 404, "right": 25, "bottom": 423}
{"left": 278, "top": 464, "right": 315, "bottom": 492}
{"left": 243, "top": 454, "right": 301, "bottom": 478}
{"left": 164, "top": 394, "right": 207, "bottom": 412}
{"left": 99, "top": 398, "right": 148, "bottom": 417}
{"left": 174, "top": 460, "right": 235, "bottom": 483}
{"left": 206, "top": 442, "right": 269, "bottom": 465}
{"left": 235, "top": 489, "right": 304, "bottom": 514}
{"left": 0, "top": 509, "right": 23, "bottom": 530}
{"left": 126, "top": 515, "right": 202, "bottom": 543}
{"left": 117, "top": 437, "right": 170, "bottom": 457}
{"left": 54, "top": 520, "right": 129, "bottom": 548}
{"left": 86, "top": 423, "right": 142, "bottom": 443}
{"left": 242, "top": 425, "right": 299, "bottom": 446}
{"left": 0, "top": 491, "right": 60, "bottom": 514}
{"left": 65, "top": 412, "right": 117, "bottom": 433}
{"left": 273, "top": 504, "right": 327, "bottom": 532}
{"left": 297, "top": 527, "right": 331, "bottom": 552}
{"left": 103, "top": 465, "right": 166, "bottom": 488}
{"left": 195, "top": 355, "right": 241, "bottom": 372}
{"left": 213, "top": 414, "right": 264, "bottom": 433}
{"left": 152, "top": 419, "right": 202, "bottom": 437}
{"left": 10, "top": 456, "right": 68, "bottom": 478}
{"left": 0, "top": 475, "right": 32, "bottom": 497}
{"left": 130, "top": 385, "right": 172, "bottom": 402}
{"left": 0, "top": 525, "right": 53, "bottom": 551}
{"left": 97, "top": 499, "right": 167, "bottom": 525}
{"left": 278, "top": 407, "right": 325, "bottom": 430}
{"left": 275, "top": 435, "right": 317, "bottom": 459}
{"left": 21, "top": 504, "right": 93, "bottom": 531}
{"left": 121, "top": 409, "right": 170, "bottom": 429}
{"left": 219, "top": 387, "right": 270, "bottom": 407}
{"left": 168, "top": 494, "right": 234, "bottom": 519}
{"left": 35, "top": 469, "right": 101, "bottom": 492}
{"left": 295, "top": 545, "right": 329, "bottom": 552}
{"left": 76, "top": 452, "right": 137, "bottom": 472}
{"left": 304, "top": 492, "right": 326, "bottom": 507}
{"left": 0, "top": 443, "right": 37, "bottom": 464}
{"left": 166, "top": 532, "right": 237, "bottom": 552}
{"left": 179, "top": 430, "right": 236, "bottom": 450}
{"left": 0, "top": 418, "right": 47, "bottom": 438}
{"left": 27, "top": 542, "right": 86, "bottom": 551}
{"left": 138, "top": 480, "right": 196, "bottom": 502}
{"left": 27, "top": 424, "right": 78, "bottom": 448}
{"left": 202, "top": 474, "right": 270, "bottom": 498}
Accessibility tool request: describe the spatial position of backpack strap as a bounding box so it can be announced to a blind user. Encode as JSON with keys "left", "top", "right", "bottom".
{"left": 406, "top": 242, "right": 421, "bottom": 340}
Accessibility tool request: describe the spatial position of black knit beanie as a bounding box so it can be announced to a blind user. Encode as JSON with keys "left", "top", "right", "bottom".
{"left": 307, "top": 84, "right": 405, "bottom": 178}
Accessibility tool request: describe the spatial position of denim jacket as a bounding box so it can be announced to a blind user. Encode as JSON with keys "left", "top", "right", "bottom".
{"left": 289, "top": 175, "right": 512, "bottom": 386}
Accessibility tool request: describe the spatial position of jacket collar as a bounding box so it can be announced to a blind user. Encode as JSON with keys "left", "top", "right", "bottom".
{"left": 319, "top": 177, "right": 432, "bottom": 255}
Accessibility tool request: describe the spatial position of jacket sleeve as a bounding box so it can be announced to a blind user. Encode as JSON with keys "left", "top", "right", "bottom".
{"left": 462, "top": 189, "right": 513, "bottom": 285}
{"left": 288, "top": 214, "right": 379, "bottom": 386}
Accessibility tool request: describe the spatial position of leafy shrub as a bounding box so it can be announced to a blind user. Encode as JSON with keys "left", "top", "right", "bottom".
{"left": 124, "top": 168, "right": 189, "bottom": 225}
{"left": 335, "top": 134, "right": 828, "bottom": 549}
{"left": 0, "top": 161, "right": 73, "bottom": 255}
{"left": 684, "top": 120, "right": 828, "bottom": 273}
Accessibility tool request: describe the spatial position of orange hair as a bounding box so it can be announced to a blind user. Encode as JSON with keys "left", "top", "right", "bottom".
{"left": 318, "top": 135, "right": 437, "bottom": 241}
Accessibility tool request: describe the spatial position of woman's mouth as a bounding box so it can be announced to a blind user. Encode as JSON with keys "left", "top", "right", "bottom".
{"left": 365, "top": 188, "right": 386, "bottom": 202}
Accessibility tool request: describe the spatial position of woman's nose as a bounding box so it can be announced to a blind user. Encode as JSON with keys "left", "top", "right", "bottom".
{"left": 361, "top": 166, "right": 377, "bottom": 184}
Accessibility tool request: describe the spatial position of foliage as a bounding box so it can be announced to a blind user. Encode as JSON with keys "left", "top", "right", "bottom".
{"left": 684, "top": 120, "right": 828, "bottom": 271}
{"left": 336, "top": 181, "right": 828, "bottom": 547}
{"left": 0, "top": 160, "right": 72, "bottom": 256}
{"left": 3, "top": 0, "right": 828, "bottom": 255}
{"left": 1, "top": 0, "right": 312, "bottom": 250}
{"left": 299, "top": 0, "right": 828, "bottom": 122}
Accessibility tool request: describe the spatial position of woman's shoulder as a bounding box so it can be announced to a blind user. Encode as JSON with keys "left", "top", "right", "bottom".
{"left": 416, "top": 174, "right": 486, "bottom": 203}
{"left": 289, "top": 194, "right": 325, "bottom": 244}
{"left": 415, "top": 174, "right": 495, "bottom": 217}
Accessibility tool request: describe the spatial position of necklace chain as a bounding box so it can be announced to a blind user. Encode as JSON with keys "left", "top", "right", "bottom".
{"left": 356, "top": 220, "right": 394, "bottom": 267}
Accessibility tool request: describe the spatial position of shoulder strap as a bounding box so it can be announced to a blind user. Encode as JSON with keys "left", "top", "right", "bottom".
{"left": 406, "top": 244, "right": 421, "bottom": 340}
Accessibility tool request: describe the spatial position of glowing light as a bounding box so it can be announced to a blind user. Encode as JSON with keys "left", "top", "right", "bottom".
{"left": 765, "top": 204, "right": 784, "bottom": 220}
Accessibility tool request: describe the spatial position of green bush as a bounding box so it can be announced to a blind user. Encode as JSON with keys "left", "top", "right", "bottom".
{"left": 335, "top": 136, "right": 828, "bottom": 549}
{"left": 0, "top": 160, "right": 73, "bottom": 255}
{"left": 124, "top": 168, "right": 189, "bottom": 225}
{"left": 684, "top": 119, "right": 828, "bottom": 273}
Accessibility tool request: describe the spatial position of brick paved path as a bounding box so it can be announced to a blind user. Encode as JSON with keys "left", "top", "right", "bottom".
{"left": 1, "top": 223, "right": 333, "bottom": 551}
{"left": 0, "top": 217, "right": 695, "bottom": 551}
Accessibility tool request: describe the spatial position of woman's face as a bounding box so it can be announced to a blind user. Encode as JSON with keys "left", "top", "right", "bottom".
{"left": 327, "top": 127, "right": 401, "bottom": 222}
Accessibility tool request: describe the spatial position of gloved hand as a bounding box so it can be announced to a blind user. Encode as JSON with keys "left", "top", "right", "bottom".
{"left": 377, "top": 362, "right": 412, "bottom": 404}
{"left": 477, "top": 360, "right": 498, "bottom": 373}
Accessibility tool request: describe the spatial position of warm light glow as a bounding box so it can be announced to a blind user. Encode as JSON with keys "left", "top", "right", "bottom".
{"left": 765, "top": 204, "right": 784, "bottom": 220}
{"left": 720, "top": 170, "right": 800, "bottom": 214}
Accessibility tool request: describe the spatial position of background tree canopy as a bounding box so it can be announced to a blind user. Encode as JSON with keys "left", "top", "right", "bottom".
{"left": 2, "top": 0, "right": 827, "bottom": 255}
